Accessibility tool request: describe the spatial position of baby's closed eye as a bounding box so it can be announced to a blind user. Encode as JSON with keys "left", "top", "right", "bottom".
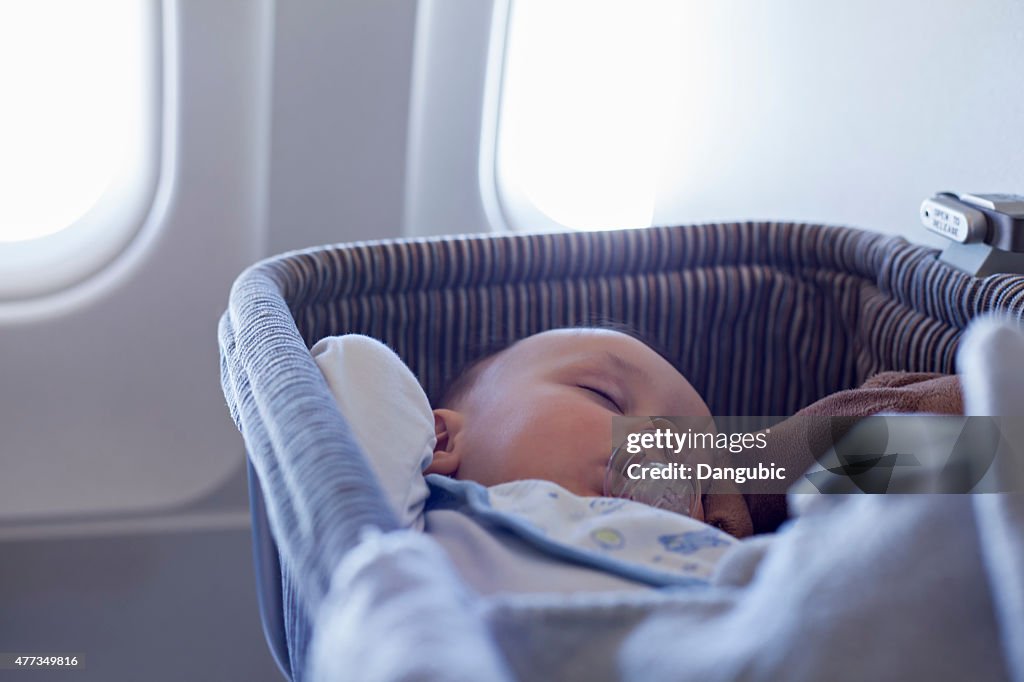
{"left": 578, "top": 384, "right": 624, "bottom": 413}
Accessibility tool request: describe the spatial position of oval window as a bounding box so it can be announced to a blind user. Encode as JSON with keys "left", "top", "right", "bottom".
{"left": 495, "top": 0, "right": 688, "bottom": 232}
{"left": 0, "top": 0, "right": 160, "bottom": 300}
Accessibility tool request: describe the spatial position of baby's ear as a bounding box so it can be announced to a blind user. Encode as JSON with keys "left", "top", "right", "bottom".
{"left": 425, "top": 409, "right": 462, "bottom": 475}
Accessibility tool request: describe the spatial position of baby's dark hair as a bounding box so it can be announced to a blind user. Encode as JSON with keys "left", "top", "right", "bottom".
{"left": 436, "top": 320, "right": 676, "bottom": 409}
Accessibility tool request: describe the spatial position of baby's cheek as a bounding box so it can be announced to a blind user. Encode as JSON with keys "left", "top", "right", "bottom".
{"left": 456, "top": 419, "right": 522, "bottom": 486}
{"left": 562, "top": 417, "right": 616, "bottom": 485}
{"left": 489, "top": 411, "right": 562, "bottom": 481}
{"left": 478, "top": 402, "right": 615, "bottom": 489}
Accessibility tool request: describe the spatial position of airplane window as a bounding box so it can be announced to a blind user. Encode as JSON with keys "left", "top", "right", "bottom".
{"left": 0, "top": 0, "right": 158, "bottom": 300}
{"left": 495, "top": 0, "right": 687, "bottom": 232}
{"left": 493, "top": 1, "right": 1024, "bottom": 239}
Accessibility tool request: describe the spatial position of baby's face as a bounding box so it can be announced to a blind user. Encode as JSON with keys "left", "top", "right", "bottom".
{"left": 432, "top": 328, "right": 709, "bottom": 500}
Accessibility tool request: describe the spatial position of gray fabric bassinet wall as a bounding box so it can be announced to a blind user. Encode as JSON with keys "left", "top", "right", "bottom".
{"left": 239, "top": 221, "right": 1023, "bottom": 414}
{"left": 218, "top": 221, "right": 1024, "bottom": 680}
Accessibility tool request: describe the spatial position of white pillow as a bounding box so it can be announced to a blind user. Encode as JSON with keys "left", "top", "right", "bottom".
{"left": 310, "top": 334, "right": 435, "bottom": 530}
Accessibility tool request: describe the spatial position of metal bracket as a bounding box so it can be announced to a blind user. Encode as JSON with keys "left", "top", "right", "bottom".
{"left": 921, "top": 192, "right": 1024, "bottom": 276}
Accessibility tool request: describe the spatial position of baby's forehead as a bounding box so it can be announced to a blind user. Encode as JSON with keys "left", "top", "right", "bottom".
{"left": 461, "top": 328, "right": 709, "bottom": 416}
{"left": 516, "top": 328, "right": 634, "bottom": 350}
{"left": 494, "top": 329, "right": 664, "bottom": 374}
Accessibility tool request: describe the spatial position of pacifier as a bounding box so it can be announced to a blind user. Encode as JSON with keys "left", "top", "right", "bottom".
{"left": 603, "top": 417, "right": 702, "bottom": 517}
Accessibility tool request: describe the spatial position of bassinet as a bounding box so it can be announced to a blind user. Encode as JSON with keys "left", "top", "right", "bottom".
{"left": 218, "top": 222, "right": 1024, "bottom": 680}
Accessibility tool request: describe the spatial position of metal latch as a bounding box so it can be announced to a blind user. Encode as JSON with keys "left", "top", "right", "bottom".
{"left": 920, "top": 192, "right": 1024, "bottom": 276}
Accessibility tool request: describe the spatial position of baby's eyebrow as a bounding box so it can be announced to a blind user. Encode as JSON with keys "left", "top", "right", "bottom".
{"left": 603, "top": 352, "right": 651, "bottom": 384}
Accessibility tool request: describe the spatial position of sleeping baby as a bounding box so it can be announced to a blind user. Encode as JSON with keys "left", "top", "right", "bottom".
{"left": 426, "top": 326, "right": 755, "bottom": 537}
{"left": 312, "top": 327, "right": 754, "bottom": 595}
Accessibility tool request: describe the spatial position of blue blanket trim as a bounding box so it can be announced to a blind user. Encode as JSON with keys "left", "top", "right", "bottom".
{"left": 425, "top": 475, "right": 710, "bottom": 589}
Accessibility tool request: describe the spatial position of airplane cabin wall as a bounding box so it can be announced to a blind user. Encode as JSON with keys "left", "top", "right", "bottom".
{"left": 0, "top": 2, "right": 417, "bottom": 680}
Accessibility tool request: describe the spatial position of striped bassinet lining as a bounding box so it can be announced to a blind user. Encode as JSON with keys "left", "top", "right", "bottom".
{"left": 219, "top": 221, "right": 1024, "bottom": 679}
{"left": 261, "top": 221, "right": 1023, "bottom": 416}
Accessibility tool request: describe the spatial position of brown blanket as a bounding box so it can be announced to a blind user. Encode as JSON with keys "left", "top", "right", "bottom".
{"left": 746, "top": 371, "right": 963, "bottom": 533}
{"left": 798, "top": 371, "right": 962, "bottom": 418}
